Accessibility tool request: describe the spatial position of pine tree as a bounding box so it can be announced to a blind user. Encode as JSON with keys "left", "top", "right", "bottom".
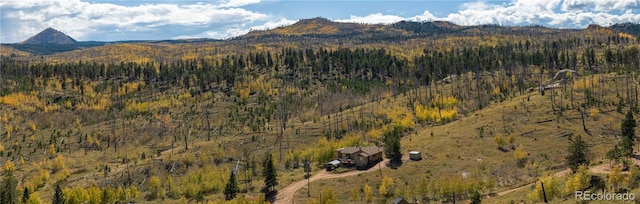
{"left": 224, "top": 171, "right": 239, "bottom": 200}
{"left": 470, "top": 190, "right": 482, "bottom": 204}
{"left": 621, "top": 110, "right": 636, "bottom": 157}
{"left": 262, "top": 153, "right": 278, "bottom": 192}
{"left": 1, "top": 172, "right": 18, "bottom": 204}
{"left": 53, "top": 184, "right": 65, "bottom": 204}
{"left": 607, "top": 144, "right": 623, "bottom": 163}
{"left": 383, "top": 125, "right": 402, "bottom": 163}
{"left": 566, "top": 135, "right": 589, "bottom": 172}
{"left": 22, "top": 187, "right": 30, "bottom": 204}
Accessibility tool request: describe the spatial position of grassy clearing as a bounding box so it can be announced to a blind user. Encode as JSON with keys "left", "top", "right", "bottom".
{"left": 290, "top": 73, "right": 637, "bottom": 203}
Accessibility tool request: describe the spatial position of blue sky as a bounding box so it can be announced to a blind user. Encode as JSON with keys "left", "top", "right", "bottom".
{"left": 1, "top": 0, "right": 639, "bottom": 43}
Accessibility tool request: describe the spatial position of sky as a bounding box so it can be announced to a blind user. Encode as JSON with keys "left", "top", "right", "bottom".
{"left": 1, "top": 0, "right": 639, "bottom": 43}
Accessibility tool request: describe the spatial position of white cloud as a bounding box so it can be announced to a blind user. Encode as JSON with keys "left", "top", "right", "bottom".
{"left": 562, "top": 0, "right": 639, "bottom": 12}
{"left": 217, "top": 0, "right": 261, "bottom": 8}
{"left": 250, "top": 18, "right": 297, "bottom": 31}
{"left": 435, "top": 0, "right": 640, "bottom": 28}
{"left": 408, "top": 11, "right": 437, "bottom": 22}
{"left": 0, "top": 0, "right": 267, "bottom": 42}
{"left": 334, "top": 13, "right": 406, "bottom": 24}
{"left": 329, "top": 0, "right": 639, "bottom": 30}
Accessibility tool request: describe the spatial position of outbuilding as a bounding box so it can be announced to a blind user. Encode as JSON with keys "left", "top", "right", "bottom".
{"left": 409, "top": 151, "right": 422, "bottom": 161}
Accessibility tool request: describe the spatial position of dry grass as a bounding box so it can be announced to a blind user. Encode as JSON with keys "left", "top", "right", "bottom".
{"left": 2, "top": 69, "right": 639, "bottom": 203}
{"left": 287, "top": 74, "right": 636, "bottom": 203}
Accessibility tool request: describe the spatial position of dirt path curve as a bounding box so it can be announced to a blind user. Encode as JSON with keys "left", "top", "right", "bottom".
{"left": 496, "top": 158, "right": 640, "bottom": 197}
{"left": 496, "top": 168, "right": 572, "bottom": 196}
{"left": 275, "top": 158, "right": 391, "bottom": 204}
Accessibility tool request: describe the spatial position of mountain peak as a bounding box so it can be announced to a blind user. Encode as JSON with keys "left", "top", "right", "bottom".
{"left": 22, "top": 28, "right": 77, "bottom": 44}
{"left": 297, "top": 17, "right": 333, "bottom": 24}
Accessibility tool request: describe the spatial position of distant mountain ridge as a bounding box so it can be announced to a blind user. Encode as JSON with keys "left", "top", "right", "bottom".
{"left": 610, "top": 23, "right": 640, "bottom": 36}
{"left": 243, "top": 17, "right": 406, "bottom": 37}
{"left": 21, "top": 28, "right": 77, "bottom": 44}
{"left": 4, "top": 19, "right": 640, "bottom": 56}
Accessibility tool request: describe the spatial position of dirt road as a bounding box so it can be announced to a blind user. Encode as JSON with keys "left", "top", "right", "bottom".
{"left": 496, "top": 158, "right": 640, "bottom": 197}
{"left": 496, "top": 168, "right": 572, "bottom": 196}
{"left": 275, "top": 156, "right": 640, "bottom": 203}
{"left": 275, "top": 158, "right": 390, "bottom": 204}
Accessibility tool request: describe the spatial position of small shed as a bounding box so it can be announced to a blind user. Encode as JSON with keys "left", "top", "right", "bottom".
{"left": 409, "top": 151, "right": 422, "bottom": 161}
{"left": 393, "top": 197, "right": 409, "bottom": 204}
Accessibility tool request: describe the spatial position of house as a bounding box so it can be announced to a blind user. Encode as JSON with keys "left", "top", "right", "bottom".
{"left": 336, "top": 146, "right": 383, "bottom": 170}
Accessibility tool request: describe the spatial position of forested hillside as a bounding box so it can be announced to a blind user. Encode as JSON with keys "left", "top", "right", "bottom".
{"left": 0, "top": 19, "right": 640, "bottom": 203}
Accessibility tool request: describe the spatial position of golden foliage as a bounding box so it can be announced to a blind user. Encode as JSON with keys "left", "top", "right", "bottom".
{"left": 29, "top": 122, "right": 37, "bottom": 133}
{"left": 125, "top": 94, "right": 182, "bottom": 113}
{"left": 49, "top": 144, "right": 56, "bottom": 155}
{"left": 382, "top": 106, "right": 414, "bottom": 129}
{"left": 378, "top": 182, "right": 387, "bottom": 196}
{"left": 415, "top": 95, "right": 458, "bottom": 123}
{"left": 25, "top": 191, "right": 43, "bottom": 204}
{"left": 527, "top": 176, "right": 560, "bottom": 202}
{"left": 117, "top": 81, "right": 145, "bottom": 96}
{"left": 609, "top": 165, "right": 624, "bottom": 192}
{"left": 21, "top": 162, "right": 50, "bottom": 192}
{"left": 350, "top": 187, "right": 360, "bottom": 201}
{"left": 513, "top": 146, "right": 527, "bottom": 160}
{"left": 364, "top": 183, "right": 373, "bottom": 202}
{"left": 493, "top": 134, "right": 506, "bottom": 147}
{"left": 0, "top": 92, "right": 43, "bottom": 112}
{"left": 589, "top": 108, "right": 600, "bottom": 116}
{"left": 4, "top": 160, "right": 15, "bottom": 172}
{"left": 564, "top": 164, "right": 590, "bottom": 193}
{"left": 6, "top": 124, "right": 12, "bottom": 139}
{"left": 619, "top": 32, "right": 637, "bottom": 41}
{"left": 379, "top": 175, "right": 394, "bottom": 196}
{"left": 149, "top": 176, "right": 165, "bottom": 199}
{"left": 367, "top": 128, "right": 383, "bottom": 140}
{"left": 64, "top": 185, "right": 138, "bottom": 204}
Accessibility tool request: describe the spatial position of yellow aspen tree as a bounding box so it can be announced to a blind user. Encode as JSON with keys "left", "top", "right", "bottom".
{"left": 609, "top": 165, "right": 624, "bottom": 192}
{"left": 6, "top": 124, "right": 12, "bottom": 139}
{"left": 364, "top": 183, "right": 373, "bottom": 202}
{"left": 350, "top": 187, "right": 360, "bottom": 201}
{"left": 379, "top": 183, "right": 387, "bottom": 197}
{"left": 50, "top": 144, "right": 56, "bottom": 155}
{"left": 4, "top": 160, "right": 15, "bottom": 172}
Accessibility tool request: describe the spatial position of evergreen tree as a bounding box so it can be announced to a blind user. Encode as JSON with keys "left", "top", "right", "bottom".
{"left": 383, "top": 125, "right": 402, "bottom": 163}
{"left": 621, "top": 110, "right": 636, "bottom": 157}
{"left": 566, "top": 135, "right": 589, "bottom": 172}
{"left": 262, "top": 154, "right": 278, "bottom": 192}
{"left": 53, "top": 184, "right": 65, "bottom": 204}
{"left": 22, "top": 187, "right": 30, "bottom": 204}
{"left": 1, "top": 173, "right": 18, "bottom": 204}
{"left": 607, "top": 144, "right": 623, "bottom": 163}
{"left": 470, "top": 190, "right": 482, "bottom": 204}
{"left": 224, "top": 171, "right": 239, "bottom": 200}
